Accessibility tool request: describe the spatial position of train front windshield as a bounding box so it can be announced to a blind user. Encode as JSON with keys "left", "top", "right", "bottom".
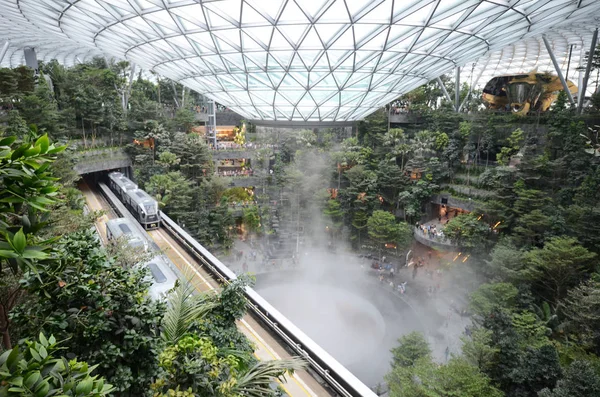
{"left": 144, "top": 203, "right": 157, "bottom": 215}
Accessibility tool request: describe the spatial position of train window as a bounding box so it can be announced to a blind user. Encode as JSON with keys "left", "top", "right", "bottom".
{"left": 147, "top": 262, "right": 167, "bottom": 283}
{"left": 136, "top": 191, "right": 145, "bottom": 198}
{"left": 118, "top": 224, "right": 132, "bottom": 234}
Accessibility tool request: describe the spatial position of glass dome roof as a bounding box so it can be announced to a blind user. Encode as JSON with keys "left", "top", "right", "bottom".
{"left": 1, "top": 0, "right": 600, "bottom": 121}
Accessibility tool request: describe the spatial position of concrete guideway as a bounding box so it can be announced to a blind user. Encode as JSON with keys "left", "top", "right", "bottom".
{"left": 80, "top": 184, "right": 325, "bottom": 397}
{"left": 148, "top": 228, "right": 323, "bottom": 397}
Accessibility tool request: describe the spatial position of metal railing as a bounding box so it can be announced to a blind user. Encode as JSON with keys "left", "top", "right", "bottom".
{"left": 159, "top": 212, "right": 377, "bottom": 397}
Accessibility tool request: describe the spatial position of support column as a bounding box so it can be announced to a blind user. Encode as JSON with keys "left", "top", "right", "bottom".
{"left": 455, "top": 66, "right": 460, "bottom": 112}
{"left": 23, "top": 47, "right": 38, "bottom": 74}
{"left": 0, "top": 41, "right": 9, "bottom": 64}
{"left": 542, "top": 35, "right": 575, "bottom": 105}
{"left": 436, "top": 77, "right": 452, "bottom": 102}
{"left": 578, "top": 28, "right": 598, "bottom": 114}
{"left": 207, "top": 98, "right": 217, "bottom": 148}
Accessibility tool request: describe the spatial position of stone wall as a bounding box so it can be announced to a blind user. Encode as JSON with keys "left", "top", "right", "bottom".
{"left": 73, "top": 148, "right": 132, "bottom": 175}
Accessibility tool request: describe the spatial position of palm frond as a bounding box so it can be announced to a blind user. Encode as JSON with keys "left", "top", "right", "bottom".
{"left": 162, "top": 278, "right": 218, "bottom": 344}
{"left": 232, "top": 358, "right": 306, "bottom": 397}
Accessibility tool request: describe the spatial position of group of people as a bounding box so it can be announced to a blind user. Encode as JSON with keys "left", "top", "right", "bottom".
{"left": 417, "top": 223, "right": 445, "bottom": 240}
{"left": 389, "top": 101, "right": 410, "bottom": 114}
{"left": 212, "top": 142, "right": 279, "bottom": 151}
{"left": 217, "top": 169, "right": 254, "bottom": 177}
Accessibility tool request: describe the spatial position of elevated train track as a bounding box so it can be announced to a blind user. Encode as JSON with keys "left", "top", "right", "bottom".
{"left": 82, "top": 177, "right": 377, "bottom": 397}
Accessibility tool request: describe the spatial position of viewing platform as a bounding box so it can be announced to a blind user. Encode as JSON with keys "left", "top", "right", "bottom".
{"left": 413, "top": 226, "right": 457, "bottom": 251}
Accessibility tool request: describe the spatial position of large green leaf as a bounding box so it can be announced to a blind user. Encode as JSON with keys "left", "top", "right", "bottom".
{"left": 35, "top": 134, "right": 49, "bottom": 153}
{"left": 12, "top": 229, "right": 26, "bottom": 254}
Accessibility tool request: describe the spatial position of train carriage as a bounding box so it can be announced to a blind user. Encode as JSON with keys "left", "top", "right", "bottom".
{"left": 105, "top": 218, "right": 148, "bottom": 251}
{"left": 124, "top": 188, "right": 160, "bottom": 230}
{"left": 108, "top": 172, "right": 137, "bottom": 200}
{"left": 143, "top": 255, "right": 178, "bottom": 300}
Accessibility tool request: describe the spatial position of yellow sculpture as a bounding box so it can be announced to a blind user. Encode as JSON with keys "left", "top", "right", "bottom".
{"left": 482, "top": 70, "right": 577, "bottom": 115}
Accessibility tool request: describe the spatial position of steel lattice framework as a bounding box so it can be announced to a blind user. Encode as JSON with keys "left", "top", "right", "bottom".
{"left": 1, "top": 0, "right": 600, "bottom": 122}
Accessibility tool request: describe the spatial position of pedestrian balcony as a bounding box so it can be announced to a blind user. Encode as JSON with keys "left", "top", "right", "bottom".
{"left": 413, "top": 226, "right": 458, "bottom": 251}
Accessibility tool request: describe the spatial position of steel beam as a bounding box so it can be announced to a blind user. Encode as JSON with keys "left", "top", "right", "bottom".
{"left": 455, "top": 66, "right": 460, "bottom": 111}
{"left": 578, "top": 28, "right": 598, "bottom": 114}
{"left": 542, "top": 35, "right": 575, "bottom": 105}
{"left": 436, "top": 76, "right": 452, "bottom": 102}
{"left": 0, "top": 41, "right": 9, "bottom": 64}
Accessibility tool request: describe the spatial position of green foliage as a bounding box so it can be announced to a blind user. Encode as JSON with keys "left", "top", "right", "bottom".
{"left": 497, "top": 128, "right": 525, "bottom": 165}
{"left": 12, "top": 229, "right": 165, "bottom": 396}
{"left": 153, "top": 334, "right": 304, "bottom": 397}
{"left": 469, "top": 282, "right": 519, "bottom": 317}
{"left": 523, "top": 237, "right": 596, "bottom": 305}
{"left": 443, "top": 213, "right": 490, "bottom": 250}
{"left": 386, "top": 357, "right": 503, "bottom": 397}
{"left": 390, "top": 332, "right": 431, "bottom": 368}
{"left": 461, "top": 328, "right": 499, "bottom": 371}
{"left": 367, "top": 210, "right": 411, "bottom": 254}
{"left": 560, "top": 279, "right": 600, "bottom": 351}
{"left": 0, "top": 333, "right": 114, "bottom": 396}
{"left": 539, "top": 360, "right": 600, "bottom": 397}
{"left": 0, "top": 134, "right": 65, "bottom": 274}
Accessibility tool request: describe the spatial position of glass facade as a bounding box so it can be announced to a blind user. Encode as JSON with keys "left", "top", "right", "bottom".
{"left": 1, "top": 0, "right": 599, "bottom": 121}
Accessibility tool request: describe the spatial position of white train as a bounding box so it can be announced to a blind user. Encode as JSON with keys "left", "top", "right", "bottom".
{"left": 107, "top": 172, "right": 160, "bottom": 230}
{"left": 105, "top": 217, "right": 176, "bottom": 300}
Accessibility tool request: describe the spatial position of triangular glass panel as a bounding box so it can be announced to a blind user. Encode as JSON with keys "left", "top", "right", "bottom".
{"left": 242, "top": 32, "right": 265, "bottom": 51}
{"left": 244, "top": 51, "right": 268, "bottom": 69}
{"left": 388, "top": 32, "right": 419, "bottom": 52}
{"left": 299, "top": 50, "right": 323, "bottom": 69}
{"left": 319, "top": 0, "right": 350, "bottom": 23}
{"left": 289, "top": 53, "right": 307, "bottom": 72}
{"left": 250, "top": 90, "right": 275, "bottom": 104}
{"left": 169, "top": 5, "right": 207, "bottom": 29}
{"left": 213, "top": 28, "right": 242, "bottom": 49}
{"left": 205, "top": 9, "right": 235, "bottom": 29}
{"left": 360, "top": 28, "right": 389, "bottom": 51}
{"left": 332, "top": 27, "right": 354, "bottom": 49}
{"left": 345, "top": 0, "right": 373, "bottom": 20}
{"left": 327, "top": 50, "right": 351, "bottom": 69}
{"left": 166, "top": 36, "right": 195, "bottom": 56}
{"left": 344, "top": 72, "right": 371, "bottom": 89}
{"left": 400, "top": 1, "right": 436, "bottom": 25}
{"left": 270, "top": 29, "right": 294, "bottom": 50}
{"left": 267, "top": 71, "right": 285, "bottom": 87}
{"left": 279, "top": 89, "right": 305, "bottom": 105}
{"left": 221, "top": 53, "right": 246, "bottom": 70}
{"left": 333, "top": 71, "right": 352, "bottom": 87}
{"left": 242, "top": 26, "right": 274, "bottom": 48}
{"left": 272, "top": 51, "right": 295, "bottom": 67}
{"left": 314, "top": 24, "right": 345, "bottom": 47}
{"left": 275, "top": 107, "right": 290, "bottom": 120}
{"left": 246, "top": 0, "right": 285, "bottom": 21}
{"left": 204, "top": 0, "right": 242, "bottom": 24}
{"left": 353, "top": 23, "right": 382, "bottom": 46}
{"left": 187, "top": 32, "right": 217, "bottom": 53}
{"left": 176, "top": 15, "right": 204, "bottom": 32}
{"left": 278, "top": 0, "right": 309, "bottom": 24}
{"left": 213, "top": 36, "right": 237, "bottom": 53}
{"left": 143, "top": 10, "right": 179, "bottom": 31}
{"left": 357, "top": 0, "right": 392, "bottom": 23}
{"left": 203, "top": 55, "right": 226, "bottom": 71}
{"left": 309, "top": 90, "right": 336, "bottom": 105}
{"left": 278, "top": 24, "right": 308, "bottom": 47}
{"left": 241, "top": 3, "right": 270, "bottom": 25}
{"left": 279, "top": 74, "right": 304, "bottom": 90}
